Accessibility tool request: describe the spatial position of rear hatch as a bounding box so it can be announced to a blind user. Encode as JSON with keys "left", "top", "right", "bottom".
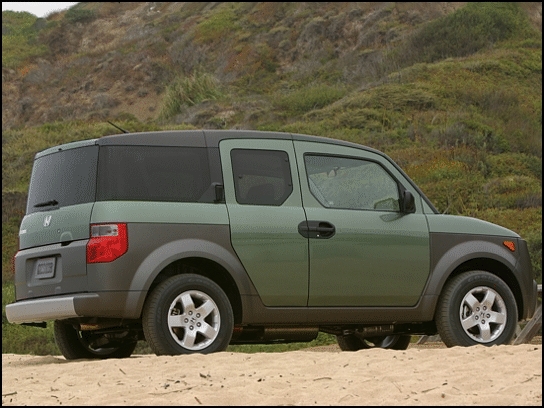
{"left": 15, "top": 140, "right": 98, "bottom": 301}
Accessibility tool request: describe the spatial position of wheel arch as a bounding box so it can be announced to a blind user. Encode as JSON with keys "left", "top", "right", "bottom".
{"left": 426, "top": 237, "right": 524, "bottom": 320}
{"left": 128, "top": 238, "right": 254, "bottom": 324}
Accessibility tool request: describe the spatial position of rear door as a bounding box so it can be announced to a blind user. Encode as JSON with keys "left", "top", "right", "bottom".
{"left": 15, "top": 141, "right": 98, "bottom": 300}
{"left": 219, "top": 139, "right": 309, "bottom": 306}
{"left": 294, "top": 140, "right": 430, "bottom": 307}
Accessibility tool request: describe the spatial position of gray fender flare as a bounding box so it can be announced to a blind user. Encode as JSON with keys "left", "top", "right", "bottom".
{"left": 424, "top": 239, "right": 518, "bottom": 302}
{"left": 125, "top": 238, "right": 253, "bottom": 317}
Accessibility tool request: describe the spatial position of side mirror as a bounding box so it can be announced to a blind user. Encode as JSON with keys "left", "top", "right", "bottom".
{"left": 401, "top": 190, "right": 416, "bottom": 213}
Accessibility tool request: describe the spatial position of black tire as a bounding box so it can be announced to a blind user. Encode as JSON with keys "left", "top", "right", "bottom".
{"left": 436, "top": 271, "right": 518, "bottom": 347}
{"left": 336, "top": 334, "right": 411, "bottom": 351}
{"left": 142, "top": 274, "right": 234, "bottom": 355}
{"left": 53, "top": 320, "right": 137, "bottom": 360}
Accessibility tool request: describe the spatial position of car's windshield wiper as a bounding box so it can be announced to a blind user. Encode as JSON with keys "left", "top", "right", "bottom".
{"left": 34, "top": 199, "right": 59, "bottom": 208}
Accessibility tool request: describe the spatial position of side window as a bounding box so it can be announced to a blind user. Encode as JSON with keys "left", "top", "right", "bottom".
{"left": 97, "top": 146, "right": 211, "bottom": 203}
{"left": 304, "top": 154, "right": 400, "bottom": 211}
{"left": 231, "top": 149, "right": 292, "bottom": 206}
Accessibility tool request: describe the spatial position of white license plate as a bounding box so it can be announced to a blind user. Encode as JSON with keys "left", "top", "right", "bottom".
{"left": 34, "top": 257, "right": 56, "bottom": 279}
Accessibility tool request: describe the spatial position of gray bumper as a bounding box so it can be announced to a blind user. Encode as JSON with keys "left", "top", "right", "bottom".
{"left": 5, "top": 294, "right": 99, "bottom": 324}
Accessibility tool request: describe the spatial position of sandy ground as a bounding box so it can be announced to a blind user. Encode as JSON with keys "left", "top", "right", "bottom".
{"left": 2, "top": 341, "right": 542, "bottom": 406}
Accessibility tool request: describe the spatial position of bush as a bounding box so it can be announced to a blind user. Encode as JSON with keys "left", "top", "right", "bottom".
{"left": 274, "top": 84, "right": 347, "bottom": 116}
{"left": 65, "top": 8, "right": 97, "bottom": 24}
{"left": 525, "top": 231, "right": 542, "bottom": 283}
{"left": 395, "top": 2, "right": 538, "bottom": 65}
{"left": 159, "top": 71, "right": 223, "bottom": 120}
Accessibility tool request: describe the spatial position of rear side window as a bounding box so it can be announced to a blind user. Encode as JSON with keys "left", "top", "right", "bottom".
{"left": 97, "top": 146, "right": 211, "bottom": 203}
{"left": 26, "top": 146, "right": 99, "bottom": 214}
{"left": 231, "top": 149, "right": 292, "bottom": 206}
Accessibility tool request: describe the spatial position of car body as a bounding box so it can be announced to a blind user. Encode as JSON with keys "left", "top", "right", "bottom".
{"left": 6, "top": 130, "right": 538, "bottom": 358}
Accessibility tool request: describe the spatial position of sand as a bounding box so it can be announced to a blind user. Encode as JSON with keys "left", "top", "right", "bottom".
{"left": 2, "top": 342, "right": 541, "bottom": 406}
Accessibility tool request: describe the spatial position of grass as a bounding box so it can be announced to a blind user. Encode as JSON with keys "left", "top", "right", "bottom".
{"left": 1, "top": 11, "right": 49, "bottom": 68}
{"left": 158, "top": 71, "right": 224, "bottom": 120}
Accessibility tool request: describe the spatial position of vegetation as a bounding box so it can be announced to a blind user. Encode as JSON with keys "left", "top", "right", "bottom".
{"left": 2, "top": 2, "right": 541, "bottom": 355}
{"left": 1, "top": 11, "right": 48, "bottom": 68}
{"left": 159, "top": 71, "right": 224, "bottom": 120}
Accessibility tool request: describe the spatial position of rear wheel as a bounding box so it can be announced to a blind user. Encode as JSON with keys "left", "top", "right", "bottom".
{"left": 142, "top": 274, "right": 234, "bottom": 355}
{"left": 436, "top": 271, "right": 518, "bottom": 347}
{"left": 336, "top": 334, "right": 411, "bottom": 351}
{"left": 54, "top": 321, "right": 137, "bottom": 360}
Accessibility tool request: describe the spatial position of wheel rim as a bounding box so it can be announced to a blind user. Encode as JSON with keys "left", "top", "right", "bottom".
{"left": 167, "top": 290, "right": 221, "bottom": 351}
{"left": 459, "top": 285, "right": 507, "bottom": 343}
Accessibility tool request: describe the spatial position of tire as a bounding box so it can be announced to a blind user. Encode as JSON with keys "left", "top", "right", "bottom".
{"left": 53, "top": 320, "right": 137, "bottom": 360}
{"left": 436, "top": 271, "right": 518, "bottom": 347}
{"left": 336, "top": 334, "right": 411, "bottom": 351}
{"left": 142, "top": 274, "right": 234, "bottom": 355}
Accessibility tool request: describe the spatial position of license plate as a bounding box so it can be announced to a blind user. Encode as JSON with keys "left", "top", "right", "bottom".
{"left": 34, "top": 257, "right": 56, "bottom": 279}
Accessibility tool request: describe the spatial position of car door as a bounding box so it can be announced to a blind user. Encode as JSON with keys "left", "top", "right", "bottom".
{"left": 219, "top": 138, "right": 309, "bottom": 306}
{"left": 294, "top": 140, "right": 430, "bottom": 307}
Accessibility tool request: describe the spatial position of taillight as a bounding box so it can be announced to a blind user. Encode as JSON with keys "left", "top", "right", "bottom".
{"left": 86, "top": 223, "right": 128, "bottom": 263}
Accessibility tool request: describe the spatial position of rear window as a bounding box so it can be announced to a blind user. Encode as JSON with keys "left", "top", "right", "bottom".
{"left": 26, "top": 146, "right": 99, "bottom": 214}
{"left": 96, "top": 146, "right": 211, "bottom": 203}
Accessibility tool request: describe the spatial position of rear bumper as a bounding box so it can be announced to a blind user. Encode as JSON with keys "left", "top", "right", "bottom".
{"left": 6, "top": 294, "right": 98, "bottom": 324}
{"left": 6, "top": 291, "right": 146, "bottom": 324}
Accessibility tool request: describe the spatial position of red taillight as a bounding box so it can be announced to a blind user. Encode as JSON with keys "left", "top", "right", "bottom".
{"left": 86, "top": 223, "right": 128, "bottom": 263}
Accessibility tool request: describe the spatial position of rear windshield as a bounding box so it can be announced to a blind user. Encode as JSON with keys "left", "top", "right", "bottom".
{"left": 26, "top": 146, "right": 99, "bottom": 214}
{"left": 96, "top": 146, "right": 211, "bottom": 203}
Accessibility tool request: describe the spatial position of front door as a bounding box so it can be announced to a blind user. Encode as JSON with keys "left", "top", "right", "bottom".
{"left": 294, "top": 140, "right": 430, "bottom": 307}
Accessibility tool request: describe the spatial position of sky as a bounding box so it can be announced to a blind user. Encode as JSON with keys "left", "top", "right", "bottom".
{"left": 2, "top": 2, "right": 79, "bottom": 18}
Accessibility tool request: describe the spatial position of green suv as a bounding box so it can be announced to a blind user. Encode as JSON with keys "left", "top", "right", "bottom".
{"left": 6, "top": 130, "right": 538, "bottom": 358}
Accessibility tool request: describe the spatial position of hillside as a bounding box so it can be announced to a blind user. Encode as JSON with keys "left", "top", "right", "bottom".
{"left": 2, "top": 2, "right": 542, "bottom": 275}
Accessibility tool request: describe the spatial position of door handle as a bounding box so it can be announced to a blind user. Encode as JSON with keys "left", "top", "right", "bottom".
{"left": 298, "top": 221, "right": 336, "bottom": 239}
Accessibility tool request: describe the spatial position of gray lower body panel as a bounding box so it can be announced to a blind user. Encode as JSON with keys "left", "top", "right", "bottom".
{"left": 240, "top": 294, "right": 439, "bottom": 325}
{"left": 6, "top": 294, "right": 97, "bottom": 324}
{"left": 6, "top": 291, "right": 145, "bottom": 324}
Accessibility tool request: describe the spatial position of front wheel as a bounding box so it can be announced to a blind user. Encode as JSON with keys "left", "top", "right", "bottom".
{"left": 436, "top": 271, "right": 518, "bottom": 347}
{"left": 142, "top": 274, "right": 234, "bottom": 355}
{"left": 336, "top": 334, "right": 411, "bottom": 351}
{"left": 54, "top": 321, "right": 137, "bottom": 360}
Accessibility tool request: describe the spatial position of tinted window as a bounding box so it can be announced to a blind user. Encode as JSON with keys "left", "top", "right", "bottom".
{"left": 231, "top": 149, "right": 292, "bottom": 206}
{"left": 304, "top": 155, "right": 400, "bottom": 211}
{"left": 26, "top": 146, "right": 99, "bottom": 214}
{"left": 97, "top": 146, "right": 211, "bottom": 202}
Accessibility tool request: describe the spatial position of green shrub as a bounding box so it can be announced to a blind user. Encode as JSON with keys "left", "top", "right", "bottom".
{"left": 274, "top": 84, "right": 347, "bottom": 116}
{"left": 525, "top": 231, "right": 542, "bottom": 283}
{"left": 194, "top": 4, "right": 239, "bottom": 43}
{"left": 482, "top": 176, "right": 542, "bottom": 209}
{"left": 486, "top": 153, "right": 542, "bottom": 180}
{"left": 401, "top": 2, "right": 538, "bottom": 64}
{"left": 159, "top": 71, "right": 223, "bottom": 120}
{"left": 65, "top": 8, "right": 97, "bottom": 24}
{"left": 1, "top": 11, "right": 49, "bottom": 68}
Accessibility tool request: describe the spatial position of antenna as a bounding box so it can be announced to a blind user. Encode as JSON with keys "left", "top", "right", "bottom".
{"left": 107, "top": 121, "right": 129, "bottom": 134}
